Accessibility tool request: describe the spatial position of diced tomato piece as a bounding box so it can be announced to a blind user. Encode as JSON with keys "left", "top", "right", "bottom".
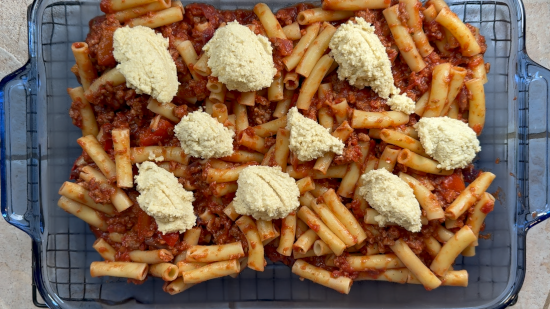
{"left": 440, "top": 172, "right": 466, "bottom": 193}
{"left": 160, "top": 232, "right": 180, "bottom": 247}
{"left": 138, "top": 118, "right": 174, "bottom": 146}
{"left": 135, "top": 208, "right": 153, "bottom": 240}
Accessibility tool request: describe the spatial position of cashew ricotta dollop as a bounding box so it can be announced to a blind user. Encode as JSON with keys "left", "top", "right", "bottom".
{"left": 358, "top": 169, "right": 422, "bottom": 233}
{"left": 203, "top": 21, "right": 276, "bottom": 92}
{"left": 233, "top": 166, "right": 300, "bottom": 221}
{"left": 329, "top": 17, "right": 398, "bottom": 99}
{"left": 174, "top": 110, "right": 235, "bottom": 159}
{"left": 415, "top": 116, "right": 481, "bottom": 170}
{"left": 113, "top": 26, "right": 179, "bottom": 103}
{"left": 286, "top": 107, "right": 345, "bottom": 162}
{"left": 135, "top": 162, "right": 196, "bottom": 234}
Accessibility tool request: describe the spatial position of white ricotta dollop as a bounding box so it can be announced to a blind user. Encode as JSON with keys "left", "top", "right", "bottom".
{"left": 329, "top": 17, "right": 398, "bottom": 99}
{"left": 113, "top": 26, "right": 179, "bottom": 103}
{"left": 203, "top": 21, "right": 276, "bottom": 92}
{"left": 387, "top": 94, "right": 415, "bottom": 115}
{"left": 358, "top": 169, "right": 422, "bottom": 233}
{"left": 174, "top": 110, "right": 235, "bottom": 159}
{"left": 286, "top": 107, "right": 345, "bottom": 162}
{"left": 233, "top": 166, "right": 300, "bottom": 221}
{"left": 135, "top": 162, "right": 196, "bottom": 234}
{"left": 415, "top": 117, "right": 481, "bottom": 170}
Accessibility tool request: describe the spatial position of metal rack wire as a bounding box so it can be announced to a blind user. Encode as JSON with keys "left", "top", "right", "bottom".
{"left": 38, "top": 0, "right": 517, "bottom": 306}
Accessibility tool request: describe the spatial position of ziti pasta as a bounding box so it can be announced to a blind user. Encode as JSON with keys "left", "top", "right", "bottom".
{"left": 61, "top": 0, "right": 494, "bottom": 295}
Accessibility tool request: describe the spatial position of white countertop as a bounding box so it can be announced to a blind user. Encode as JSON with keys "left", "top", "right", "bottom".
{"left": 0, "top": 0, "right": 549, "bottom": 308}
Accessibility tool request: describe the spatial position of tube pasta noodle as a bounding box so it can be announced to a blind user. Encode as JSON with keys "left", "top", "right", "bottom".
{"left": 130, "top": 249, "right": 173, "bottom": 264}
{"left": 423, "top": 63, "right": 452, "bottom": 117}
{"left": 268, "top": 75, "right": 284, "bottom": 101}
{"left": 57, "top": 197, "right": 107, "bottom": 231}
{"left": 78, "top": 135, "right": 117, "bottom": 179}
{"left": 90, "top": 261, "right": 149, "bottom": 280}
{"left": 436, "top": 7, "right": 482, "bottom": 56}
{"left": 93, "top": 238, "right": 116, "bottom": 261}
{"left": 149, "top": 263, "right": 179, "bottom": 281}
{"left": 441, "top": 67, "right": 467, "bottom": 116}
{"left": 293, "top": 229, "right": 319, "bottom": 254}
{"left": 209, "top": 83, "right": 227, "bottom": 104}
{"left": 71, "top": 42, "right": 97, "bottom": 91}
{"left": 274, "top": 90, "right": 293, "bottom": 118}
{"left": 296, "top": 24, "right": 336, "bottom": 78}
{"left": 174, "top": 39, "right": 200, "bottom": 80}
{"left": 112, "top": 128, "right": 133, "bottom": 188}
{"left": 286, "top": 164, "right": 349, "bottom": 179}
{"left": 58, "top": 181, "right": 116, "bottom": 215}
{"left": 130, "top": 146, "right": 189, "bottom": 164}
{"left": 398, "top": 173, "right": 445, "bottom": 220}
{"left": 101, "top": 0, "right": 157, "bottom": 12}
{"left": 310, "top": 201, "right": 356, "bottom": 247}
{"left": 296, "top": 176, "right": 315, "bottom": 194}
{"left": 185, "top": 242, "right": 245, "bottom": 263}
{"left": 430, "top": 225, "right": 476, "bottom": 276}
{"left": 292, "top": 260, "right": 352, "bottom": 294}
{"left": 238, "top": 91, "right": 256, "bottom": 107}
{"left": 212, "top": 103, "right": 228, "bottom": 124}
{"left": 377, "top": 145, "right": 400, "bottom": 172}
{"left": 297, "top": 8, "right": 354, "bottom": 25}
{"left": 127, "top": 7, "right": 184, "bottom": 28}
{"left": 254, "top": 3, "right": 287, "bottom": 39}
{"left": 329, "top": 99, "right": 349, "bottom": 124}
{"left": 390, "top": 239, "right": 441, "bottom": 290}
{"left": 414, "top": 90, "right": 430, "bottom": 116}
{"left": 466, "top": 78, "right": 486, "bottom": 135}
{"left": 252, "top": 116, "right": 287, "bottom": 137}
{"left": 313, "top": 240, "right": 334, "bottom": 256}
{"left": 282, "top": 22, "right": 302, "bottom": 40}
{"left": 256, "top": 220, "right": 280, "bottom": 245}
{"left": 380, "top": 129, "right": 427, "bottom": 157}
{"left": 397, "top": 149, "right": 453, "bottom": 175}
{"left": 399, "top": 0, "right": 433, "bottom": 57}
{"left": 445, "top": 172, "right": 495, "bottom": 219}
{"left": 323, "top": 0, "right": 390, "bottom": 10}
{"left": 322, "top": 189, "right": 367, "bottom": 244}
{"left": 211, "top": 182, "right": 238, "bottom": 197}
{"left": 84, "top": 68, "right": 126, "bottom": 101}
{"left": 80, "top": 166, "right": 133, "bottom": 212}
{"left": 351, "top": 110, "right": 409, "bottom": 128}
{"left": 383, "top": 5, "right": 426, "bottom": 72}
{"left": 194, "top": 53, "right": 211, "bottom": 76}
{"left": 68, "top": 87, "right": 99, "bottom": 137}
{"left": 297, "top": 206, "right": 346, "bottom": 256}
{"left": 470, "top": 54, "right": 489, "bottom": 84}
{"left": 283, "top": 72, "right": 299, "bottom": 90}
{"left": 234, "top": 101, "right": 249, "bottom": 132}
{"left": 355, "top": 268, "right": 409, "bottom": 283}
{"left": 345, "top": 254, "right": 405, "bottom": 270}
{"left": 283, "top": 22, "right": 321, "bottom": 71}
{"left": 182, "top": 259, "right": 241, "bottom": 283}
{"left": 113, "top": 0, "right": 171, "bottom": 21}
{"left": 277, "top": 212, "right": 297, "bottom": 256}
{"left": 221, "top": 150, "right": 264, "bottom": 163}
{"left": 146, "top": 98, "right": 179, "bottom": 122}
{"left": 466, "top": 192, "right": 495, "bottom": 246}
{"left": 296, "top": 54, "right": 334, "bottom": 110}
{"left": 236, "top": 216, "right": 266, "bottom": 271}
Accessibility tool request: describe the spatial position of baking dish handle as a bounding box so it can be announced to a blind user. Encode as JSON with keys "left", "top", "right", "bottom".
{"left": 520, "top": 54, "right": 550, "bottom": 232}
{"left": 0, "top": 61, "right": 40, "bottom": 240}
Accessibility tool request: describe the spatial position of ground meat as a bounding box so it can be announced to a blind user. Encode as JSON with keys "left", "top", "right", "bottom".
{"left": 87, "top": 178, "right": 114, "bottom": 204}
{"left": 85, "top": 15, "right": 121, "bottom": 69}
{"left": 69, "top": 99, "right": 84, "bottom": 128}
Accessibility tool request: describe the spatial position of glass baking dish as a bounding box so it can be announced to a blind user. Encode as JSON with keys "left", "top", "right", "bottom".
{"left": 1, "top": 0, "right": 549, "bottom": 307}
